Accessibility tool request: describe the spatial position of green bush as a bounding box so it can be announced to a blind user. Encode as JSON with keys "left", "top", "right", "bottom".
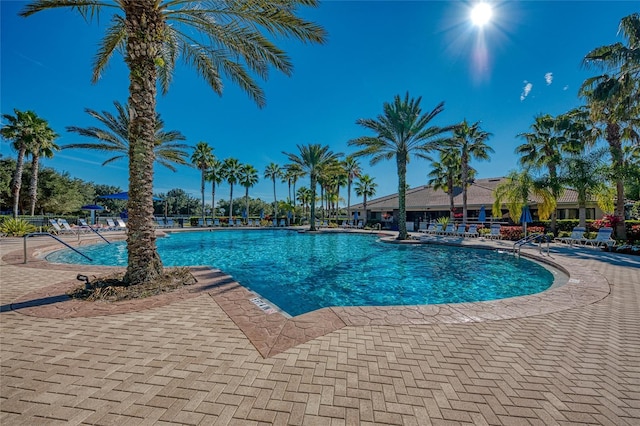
{"left": 0, "top": 218, "right": 37, "bottom": 237}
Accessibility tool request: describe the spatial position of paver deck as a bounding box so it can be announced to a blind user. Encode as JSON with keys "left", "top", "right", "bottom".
{"left": 1, "top": 230, "right": 639, "bottom": 425}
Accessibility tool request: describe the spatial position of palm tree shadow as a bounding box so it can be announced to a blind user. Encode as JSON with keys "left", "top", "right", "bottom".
{"left": 1, "top": 294, "right": 70, "bottom": 313}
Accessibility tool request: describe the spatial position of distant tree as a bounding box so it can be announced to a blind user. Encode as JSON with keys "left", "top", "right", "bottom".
{"left": 428, "top": 148, "right": 462, "bottom": 220}
{"left": 284, "top": 144, "right": 342, "bottom": 231}
{"left": 354, "top": 174, "right": 377, "bottom": 222}
{"left": 264, "top": 163, "right": 283, "bottom": 221}
{"left": 191, "top": 142, "right": 215, "bottom": 223}
{"left": 222, "top": 158, "right": 243, "bottom": 218}
{"left": 349, "top": 93, "right": 455, "bottom": 239}
{"left": 296, "top": 186, "right": 312, "bottom": 217}
{"left": 284, "top": 163, "right": 305, "bottom": 223}
{"left": 492, "top": 168, "right": 556, "bottom": 224}
{"left": 343, "top": 156, "right": 361, "bottom": 221}
{"left": 206, "top": 159, "right": 223, "bottom": 218}
{"left": 240, "top": 164, "right": 259, "bottom": 220}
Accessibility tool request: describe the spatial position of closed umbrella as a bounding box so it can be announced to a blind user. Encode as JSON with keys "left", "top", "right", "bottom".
{"left": 519, "top": 205, "right": 533, "bottom": 237}
{"left": 478, "top": 205, "right": 486, "bottom": 223}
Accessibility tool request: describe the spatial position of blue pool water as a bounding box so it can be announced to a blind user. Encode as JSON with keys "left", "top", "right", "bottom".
{"left": 46, "top": 230, "right": 555, "bottom": 316}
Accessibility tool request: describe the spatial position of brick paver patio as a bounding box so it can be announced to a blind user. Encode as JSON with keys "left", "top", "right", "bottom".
{"left": 1, "top": 231, "right": 638, "bottom": 425}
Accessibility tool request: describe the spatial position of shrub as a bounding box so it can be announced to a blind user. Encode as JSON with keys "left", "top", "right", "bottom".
{"left": 0, "top": 218, "right": 37, "bottom": 237}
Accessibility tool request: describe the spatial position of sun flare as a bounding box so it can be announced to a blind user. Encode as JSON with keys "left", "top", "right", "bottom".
{"left": 471, "top": 2, "right": 493, "bottom": 27}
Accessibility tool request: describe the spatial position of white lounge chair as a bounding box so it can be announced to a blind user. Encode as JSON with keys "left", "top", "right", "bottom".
{"left": 48, "top": 219, "right": 75, "bottom": 235}
{"left": 486, "top": 224, "right": 502, "bottom": 239}
{"left": 116, "top": 218, "right": 128, "bottom": 229}
{"left": 554, "top": 226, "right": 586, "bottom": 246}
{"left": 440, "top": 223, "right": 455, "bottom": 236}
{"left": 58, "top": 218, "right": 87, "bottom": 234}
{"left": 582, "top": 227, "right": 616, "bottom": 248}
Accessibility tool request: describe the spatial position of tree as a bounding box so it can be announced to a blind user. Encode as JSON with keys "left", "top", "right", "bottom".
{"left": 65, "top": 101, "right": 189, "bottom": 172}
{"left": 296, "top": 186, "right": 312, "bottom": 217}
{"left": 284, "top": 163, "right": 305, "bottom": 224}
{"left": 492, "top": 169, "right": 556, "bottom": 224}
{"left": 343, "top": 156, "right": 361, "bottom": 222}
{"left": 284, "top": 144, "right": 342, "bottom": 231}
{"left": 349, "top": 93, "right": 455, "bottom": 239}
{"left": 428, "top": 148, "right": 462, "bottom": 220}
{"left": 22, "top": 0, "right": 326, "bottom": 285}
{"left": 27, "top": 122, "right": 59, "bottom": 216}
{"left": 560, "top": 149, "right": 612, "bottom": 227}
{"left": 452, "top": 120, "right": 493, "bottom": 224}
{"left": 240, "top": 164, "right": 259, "bottom": 221}
{"left": 580, "top": 13, "right": 640, "bottom": 239}
{"left": 1, "top": 109, "right": 53, "bottom": 217}
{"left": 264, "top": 163, "right": 283, "bottom": 222}
{"left": 354, "top": 174, "right": 377, "bottom": 223}
{"left": 191, "top": 142, "right": 215, "bottom": 223}
{"left": 222, "top": 158, "right": 243, "bottom": 219}
{"left": 206, "top": 159, "right": 223, "bottom": 218}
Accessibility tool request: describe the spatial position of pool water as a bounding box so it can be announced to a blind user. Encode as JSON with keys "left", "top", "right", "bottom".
{"left": 46, "top": 230, "right": 555, "bottom": 316}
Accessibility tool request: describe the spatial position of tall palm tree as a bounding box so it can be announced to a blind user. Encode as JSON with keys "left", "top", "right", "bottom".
{"left": 27, "top": 122, "right": 59, "bottom": 216}
{"left": 560, "top": 149, "right": 612, "bottom": 227}
{"left": 21, "top": 0, "right": 326, "bottom": 285}
{"left": 206, "top": 159, "right": 223, "bottom": 219}
{"left": 428, "top": 148, "right": 462, "bottom": 220}
{"left": 284, "top": 163, "right": 304, "bottom": 224}
{"left": 343, "top": 156, "right": 361, "bottom": 222}
{"left": 516, "top": 113, "right": 583, "bottom": 234}
{"left": 264, "top": 163, "right": 283, "bottom": 222}
{"left": 580, "top": 13, "right": 640, "bottom": 239}
{"left": 296, "top": 186, "right": 312, "bottom": 217}
{"left": 284, "top": 144, "right": 342, "bottom": 231}
{"left": 239, "top": 164, "right": 259, "bottom": 222}
{"left": 65, "top": 101, "right": 189, "bottom": 172}
{"left": 349, "top": 93, "right": 455, "bottom": 239}
{"left": 452, "top": 120, "right": 493, "bottom": 224}
{"left": 1, "top": 109, "right": 53, "bottom": 217}
{"left": 492, "top": 168, "right": 556, "bottom": 225}
{"left": 191, "top": 142, "right": 215, "bottom": 223}
{"left": 222, "top": 158, "right": 243, "bottom": 221}
{"left": 354, "top": 174, "right": 377, "bottom": 223}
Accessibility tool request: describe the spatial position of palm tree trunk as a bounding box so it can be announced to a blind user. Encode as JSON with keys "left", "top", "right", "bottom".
{"left": 122, "top": 0, "right": 164, "bottom": 285}
{"left": 272, "top": 179, "right": 277, "bottom": 223}
{"left": 292, "top": 180, "right": 297, "bottom": 224}
{"left": 29, "top": 154, "right": 40, "bottom": 216}
{"left": 211, "top": 183, "right": 216, "bottom": 219}
{"left": 310, "top": 175, "right": 317, "bottom": 231}
{"left": 200, "top": 171, "right": 205, "bottom": 222}
{"left": 347, "top": 179, "right": 352, "bottom": 222}
{"left": 12, "top": 146, "right": 26, "bottom": 218}
{"left": 608, "top": 123, "right": 627, "bottom": 239}
{"left": 229, "top": 184, "right": 234, "bottom": 221}
{"left": 397, "top": 154, "right": 407, "bottom": 240}
{"left": 461, "top": 154, "right": 468, "bottom": 224}
{"left": 245, "top": 187, "right": 249, "bottom": 222}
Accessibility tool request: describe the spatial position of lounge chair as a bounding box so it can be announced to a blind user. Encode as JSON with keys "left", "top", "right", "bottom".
{"left": 48, "top": 219, "right": 75, "bottom": 235}
{"left": 486, "top": 224, "right": 502, "bottom": 239}
{"left": 554, "top": 226, "right": 586, "bottom": 246}
{"left": 59, "top": 218, "right": 87, "bottom": 234}
{"left": 236, "top": 219, "right": 243, "bottom": 226}
{"left": 197, "top": 218, "right": 204, "bottom": 227}
{"left": 78, "top": 218, "right": 97, "bottom": 231}
{"left": 426, "top": 223, "right": 442, "bottom": 235}
{"left": 206, "top": 218, "right": 213, "bottom": 227}
{"left": 279, "top": 219, "right": 286, "bottom": 227}
{"left": 582, "top": 227, "right": 616, "bottom": 248}
{"left": 116, "top": 218, "right": 128, "bottom": 229}
{"left": 356, "top": 220, "right": 364, "bottom": 229}
{"left": 213, "top": 218, "right": 220, "bottom": 227}
{"left": 418, "top": 222, "right": 429, "bottom": 233}
{"left": 454, "top": 224, "right": 466, "bottom": 237}
{"left": 440, "top": 223, "right": 455, "bottom": 236}
{"left": 165, "top": 219, "right": 174, "bottom": 228}
{"left": 464, "top": 224, "right": 478, "bottom": 238}
{"left": 105, "top": 218, "right": 119, "bottom": 230}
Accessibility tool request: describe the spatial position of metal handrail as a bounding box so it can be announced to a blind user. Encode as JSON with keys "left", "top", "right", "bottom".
{"left": 84, "top": 226, "right": 111, "bottom": 244}
{"left": 23, "top": 232, "right": 93, "bottom": 264}
{"left": 513, "top": 233, "right": 550, "bottom": 256}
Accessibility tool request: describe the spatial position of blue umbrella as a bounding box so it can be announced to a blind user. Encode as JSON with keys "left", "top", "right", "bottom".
{"left": 519, "top": 205, "right": 533, "bottom": 237}
{"left": 242, "top": 209, "right": 247, "bottom": 218}
{"left": 354, "top": 211, "right": 359, "bottom": 223}
{"left": 260, "top": 209, "right": 265, "bottom": 219}
{"left": 478, "top": 205, "right": 486, "bottom": 223}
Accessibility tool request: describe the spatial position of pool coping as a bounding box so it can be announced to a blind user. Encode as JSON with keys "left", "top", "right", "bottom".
{"left": 2, "top": 230, "right": 611, "bottom": 358}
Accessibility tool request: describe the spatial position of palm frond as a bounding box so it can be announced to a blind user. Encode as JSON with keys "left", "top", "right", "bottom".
{"left": 92, "top": 15, "right": 126, "bottom": 83}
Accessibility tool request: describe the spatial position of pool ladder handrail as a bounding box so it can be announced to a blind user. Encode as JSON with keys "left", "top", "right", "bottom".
{"left": 23, "top": 232, "right": 93, "bottom": 264}
{"left": 513, "top": 233, "right": 550, "bottom": 257}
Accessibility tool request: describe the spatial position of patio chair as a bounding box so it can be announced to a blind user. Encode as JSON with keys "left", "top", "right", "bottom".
{"left": 454, "top": 224, "right": 467, "bottom": 237}
{"left": 59, "top": 218, "right": 87, "bottom": 234}
{"left": 486, "top": 224, "right": 502, "bottom": 239}
{"left": 356, "top": 220, "right": 364, "bottom": 229}
{"left": 48, "top": 219, "right": 75, "bottom": 235}
{"left": 426, "top": 223, "right": 442, "bottom": 235}
{"left": 213, "top": 218, "right": 220, "bottom": 227}
{"left": 582, "top": 227, "right": 616, "bottom": 249}
{"left": 206, "top": 218, "right": 213, "bottom": 227}
{"left": 279, "top": 219, "right": 286, "bottom": 227}
{"left": 418, "top": 222, "right": 429, "bottom": 233}
{"left": 464, "top": 224, "right": 479, "bottom": 238}
{"left": 440, "top": 223, "right": 456, "bottom": 236}
{"left": 554, "top": 226, "right": 586, "bottom": 246}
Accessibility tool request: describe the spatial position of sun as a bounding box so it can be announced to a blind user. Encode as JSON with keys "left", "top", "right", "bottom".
{"left": 470, "top": 2, "right": 493, "bottom": 27}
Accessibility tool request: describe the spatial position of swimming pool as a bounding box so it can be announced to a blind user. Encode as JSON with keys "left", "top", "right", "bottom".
{"left": 46, "top": 230, "right": 556, "bottom": 316}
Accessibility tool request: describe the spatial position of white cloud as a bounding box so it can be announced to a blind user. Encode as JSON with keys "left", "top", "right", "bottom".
{"left": 520, "top": 81, "right": 533, "bottom": 101}
{"left": 545, "top": 72, "right": 553, "bottom": 85}
{"left": 563, "top": 85, "right": 569, "bottom": 91}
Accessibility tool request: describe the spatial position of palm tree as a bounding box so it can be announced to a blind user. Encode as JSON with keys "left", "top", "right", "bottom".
{"left": 21, "top": 0, "right": 326, "bottom": 285}
{"left": 191, "top": 142, "right": 215, "bottom": 223}
{"left": 284, "top": 144, "right": 342, "bottom": 231}
{"left": 354, "top": 174, "right": 377, "bottom": 223}
{"left": 222, "top": 158, "right": 243, "bottom": 221}
{"left": 264, "top": 163, "right": 283, "bottom": 222}
{"left": 492, "top": 168, "right": 556, "bottom": 225}
{"left": 27, "top": 122, "right": 59, "bottom": 216}
{"left": 428, "top": 148, "right": 462, "bottom": 220}
{"left": 343, "top": 156, "right": 361, "bottom": 222}
{"left": 1, "top": 109, "right": 54, "bottom": 217}
{"left": 296, "top": 186, "right": 312, "bottom": 217}
{"left": 560, "top": 149, "right": 612, "bottom": 227}
{"left": 349, "top": 93, "right": 455, "bottom": 239}
{"left": 239, "top": 164, "right": 259, "bottom": 222}
{"left": 516, "top": 113, "right": 584, "bottom": 234}
{"left": 580, "top": 13, "right": 640, "bottom": 239}
{"left": 453, "top": 120, "right": 493, "bottom": 224}
{"left": 206, "top": 159, "right": 223, "bottom": 219}
{"left": 284, "top": 163, "right": 304, "bottom": 224}
{"left": 65, "top": 101, "right": 189, "bottom": 172}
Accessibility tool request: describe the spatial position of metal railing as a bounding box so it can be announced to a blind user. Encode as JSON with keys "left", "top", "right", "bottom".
{"left": 513, "top": 233, "right": 550, "bottom": 257}
{"left": 23, "top": 232, "right": 92, "bottom": 264}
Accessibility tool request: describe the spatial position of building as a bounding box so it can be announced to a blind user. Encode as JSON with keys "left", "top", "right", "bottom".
{"left": 350, "top": 177, "right": 603, "bottom": 224}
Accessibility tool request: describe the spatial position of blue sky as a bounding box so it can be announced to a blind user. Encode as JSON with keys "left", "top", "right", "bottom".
{"left": 1, "top": 1, "right": 637, "bottom": 205}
